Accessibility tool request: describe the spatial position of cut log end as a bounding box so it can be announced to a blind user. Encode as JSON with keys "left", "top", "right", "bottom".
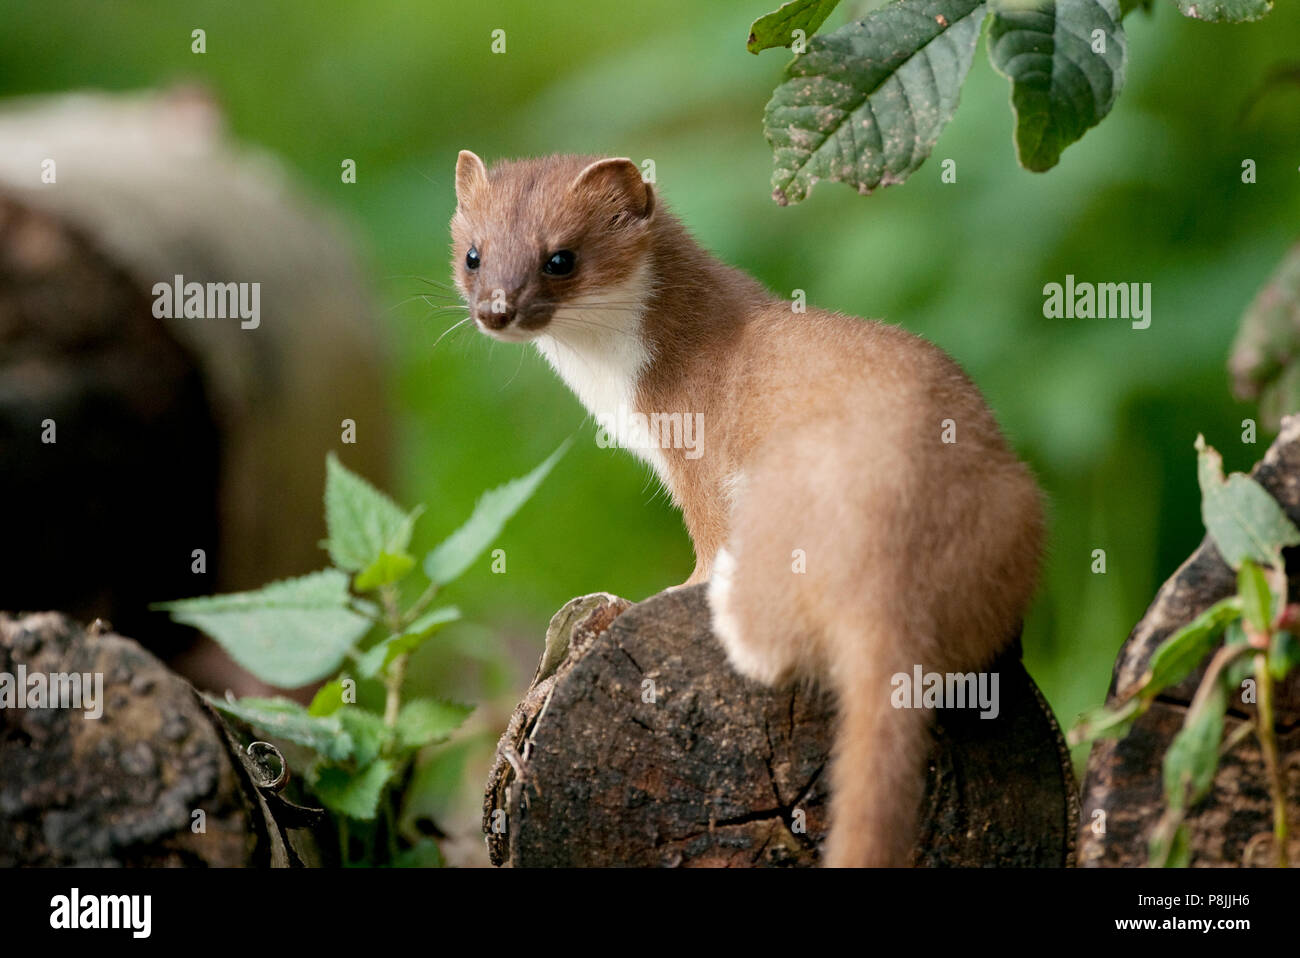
{"left": 484, "top": 586, "right": 1077, "bottom": 867}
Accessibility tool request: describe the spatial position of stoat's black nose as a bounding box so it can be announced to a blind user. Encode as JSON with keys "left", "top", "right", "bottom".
{"left": 476, "top": 301, "right": 515, "bottom": 330}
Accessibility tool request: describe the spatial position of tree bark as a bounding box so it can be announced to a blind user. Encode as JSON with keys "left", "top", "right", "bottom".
{"left": 0, "top": 612, "right": 325, "bottom": 866}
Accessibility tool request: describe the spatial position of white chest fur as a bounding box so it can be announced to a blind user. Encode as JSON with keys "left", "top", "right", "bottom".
{"left": 533, "top": 266, "right": 669, "bottom": 481}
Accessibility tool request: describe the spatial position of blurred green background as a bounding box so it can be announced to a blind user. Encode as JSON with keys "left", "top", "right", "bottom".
{"left": 5, "top": 0, "right": 1299, "bottom": 855}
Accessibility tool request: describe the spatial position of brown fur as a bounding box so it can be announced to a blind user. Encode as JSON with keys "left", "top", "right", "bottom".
{"left": 450, "top": 151, "right": 1045, "bottom": 867}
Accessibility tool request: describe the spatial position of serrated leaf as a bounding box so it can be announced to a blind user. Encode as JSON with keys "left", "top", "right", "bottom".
{"left": 1173, "top": 0, "right": 1271, "bottom": 22}
{"left": 1195, "top": 435, "right": 1300, "bottom": 570}
{"left": 353, "top": 550, "right": 416, "bottom": 593}
{"left": 763, "top": 0, "right": 986, "bottom": 205}
{"left": 987, "top": 0, "right": 1126, "bottom": 173}
{"left": 423, "top": 443, "right": 568, "bottom": 586}
{"left": 337, "top": 707, "right": 393, "bottom": 767}
{"left": 747, "top": 0, "right": 842, "bottom": 54}
{"left": 395, "top": 698, "right": 473, "bottom": 752}
{"left": 312, "top": 759, "right": 394, "bottom": 820}
{"left": 356, "top": 607, "right": 462, "bottom": 680}
{"left": 1229, "top": 243, "right": 1300, "bottom": 430}
{"left": 1143, "top": 596, "right": 1241, "bottom": 695}
{"left": 204, "top": 694, "right": 353, "bottom": 761}
{"left": 1162, "top": 678, "right": 1228, "bottom": 812}
{"left": 324, "top": 452, "right": 422, "bottom": 573}
{"left": 156, "top": 570, "right": 372, "bottom": 687}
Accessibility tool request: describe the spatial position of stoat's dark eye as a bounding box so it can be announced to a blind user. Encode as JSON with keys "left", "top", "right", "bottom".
{"left": 466, "top": 246, "right": 481, "bottom": 270}
{"left": 543, "top": 250, "right": 576, "bottom": 276}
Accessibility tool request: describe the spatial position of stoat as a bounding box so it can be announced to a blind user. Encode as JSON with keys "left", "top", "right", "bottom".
{"left": 449, "top": 151, "right": 1045, "bottom": 867}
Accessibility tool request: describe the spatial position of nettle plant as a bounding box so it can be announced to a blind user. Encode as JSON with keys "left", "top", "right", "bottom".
{"left": 1072, "top": 436, "right": 1300, "bottom": 867}
{"left": 155, "top": 445, "right": 566, "bottom": 866}
{"left": 748, "top": 0, "right": 1274, "bottom": 204}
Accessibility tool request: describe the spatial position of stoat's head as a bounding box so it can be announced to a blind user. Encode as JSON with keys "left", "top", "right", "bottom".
{"left": 450, "top": 150, "right": 656, "bottom": 342}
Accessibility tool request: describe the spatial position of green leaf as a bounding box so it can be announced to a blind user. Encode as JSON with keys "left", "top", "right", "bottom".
{"left": 1151, "top": 822, "right": 1192, "bottom": 868}
{"left": 308, "top": 679, "right": 349, "bottom": 717}
{"left": 1162, "top": 679, "right": 1228, "bottom": 812}
{"left": 324, "top": 452, "right": 422, "bottom": 573}
{"left": 400, "top": 738, "right": 475, "bottom": 833}
{"left": 1269, "top": 631, "right": 1300, "bottom": 681}
{"left": 203, "top": 694, "right": 353, "bottom": 761}
{"left": 1173, "top": 0, "right": 1271, "bottom": 22}
{"left": 391, "top": 838, "right": 444, "bottom": 868}
{"left": 747, "top": 0, "right": 841, "bottom": 54}
{"left": 987, "top": 0, "right": 1126, "bottom": 173}
{"left": 1070, "top": 696, "right": 1144, "bottom": 744}
{"left": 423, "top": 443, "right": 569, "bottom": 586}
{"left": 1195, "top": 435, "right": 1300, "bottom": 570}
{"left": 395, "top": 699, "right": 473, "bottom": 752}
{"left": 353, "top": 550, "right": 417, "bottom": 593}
{"left": 1237, "top": 560, "right": 1272, "bottom": 635}
{"left": 1143, "top": 596, "right": 1241, "bottom": 695}
{"left": 356, "top": 607, "right": 462, "bottom": 680}
{"left": 763, "top": 0, "right": 987, "bottom": 205}
{"left": 156, "top": 570, "right": 372, "bottom": 687}
{"left": 1229, "top": 242, "right": 1300, "bottom": 430}
{"left": 337, "top": 707, "right": 393, "bottom": 767}
{"left": 312, "top": 759, "right": 394, "bottom": 821}
{"left": 1222, "top": 619, "right": 1257, "bottom": 690}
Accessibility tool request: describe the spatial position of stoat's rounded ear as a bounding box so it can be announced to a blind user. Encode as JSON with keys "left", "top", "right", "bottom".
{"left": 455, "top": 150, "right": 489, "bottom": 204}
{"left": 570, "top": 157, "right": 655, "bottom": 221}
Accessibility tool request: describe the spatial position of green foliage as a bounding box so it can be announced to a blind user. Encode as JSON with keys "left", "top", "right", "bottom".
{"left": 355, "top": 607, "right": 462, "bottom": 679}
{"left": 424, "top": 441, "right": 569, "bottom": 585}
{"left": 1073, "top": 437, "right": 1299, "bottom": 866}
{"left": 160, "top": 447, "right": 565, "bottom": 865}
{"left": 313, "top": 760, "right": 395, "bottom": 821}
{"left": 1269, "top": 631, "right": 1300, "bottom": 680}
{"left": 752, "top": 0, "right": 1272, "bottom": 201}
{"left": 747, "top": 0, "right": 842, "bottom": 53}
{"left": 1162, "top": 679, "right": 1228, "bottom": 813}
{"left": 1144, "top": 596, "right": 1241, "bottom": 696}
{"left": 1195, "top": 434, "right": 1300, "bottom": 569}
{"left": 763, "top": 0, "right": 987, "bottom": 204}
{"left": 395, "top": 699, "right": 473, "bottom": 751}
{"left": 201, "top": 694, "right": 354, "bottom": 761}
{"left": 1238, "top": 560, "right": 1273, "bottom": 634}
{"left": 323, "top": 450, "right": 423, "bottom": 584}
{"left": 154, "top": 571, "right": 372, "bottom": 687}
{"left": 986, "top": 0, "right": 1126, "bottom": 172}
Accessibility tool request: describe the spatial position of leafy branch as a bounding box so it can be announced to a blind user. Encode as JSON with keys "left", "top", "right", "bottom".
{"left": 1070, "top": 435, "right": 1300, "bottom": 866}
{"left": 749, "top": 0, "right": 1272, "bottom": 204}
{"left": 154, "top": 444, "right": 567, "bottom": 866}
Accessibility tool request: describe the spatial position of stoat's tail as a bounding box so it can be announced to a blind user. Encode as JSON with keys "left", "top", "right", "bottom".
{"left": 821, "top": 623, "right": 932, "bottom": 867}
